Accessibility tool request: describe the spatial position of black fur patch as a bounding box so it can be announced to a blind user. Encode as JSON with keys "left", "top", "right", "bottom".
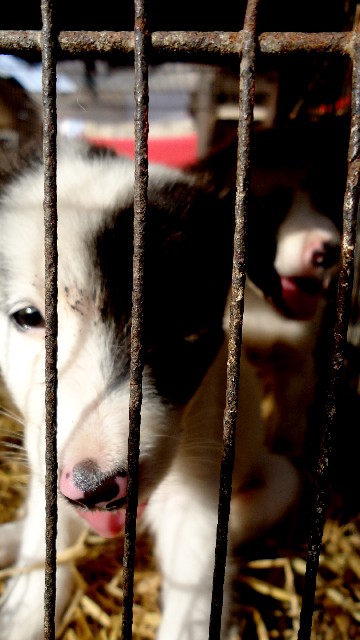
{"left": 246, "top": 187, "right": 294, "bottom": 304}
{"left": 94, "top": 176, "right": 234, "bottom": 405}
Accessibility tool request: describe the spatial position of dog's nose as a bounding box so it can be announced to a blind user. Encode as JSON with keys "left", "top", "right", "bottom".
{"left": 60, "top": 458, "right": 127, "bottom": 510}
{"left": 73, "top": 459, "right": 108, "bottom": 493}
{"left": 311, "top": 241, "right": 340, "bottom": 270}
{"left": 72, "top": 470, "right": 125, "bottom": 510}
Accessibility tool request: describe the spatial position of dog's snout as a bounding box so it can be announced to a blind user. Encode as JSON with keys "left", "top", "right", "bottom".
{"left": 59, "top": 459, "right": 139, "bottom": 538}
{"left": 60, "top": 459, "right": 127, "bottom": 511}
{"left": 311, "top": 241, "right": 340, "bottom": 270}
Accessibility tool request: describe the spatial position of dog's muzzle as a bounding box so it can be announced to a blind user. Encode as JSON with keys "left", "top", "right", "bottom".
{"left": 59, "top": 458, "right": 146, "bottom": 537}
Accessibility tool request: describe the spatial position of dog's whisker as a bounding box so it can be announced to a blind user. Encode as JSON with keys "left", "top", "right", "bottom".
{"left": 145, "top": 433, "right": 180, "bottom": 443}
{"left": 0, "top": 411, "right": 23, "bottom": 424}
{"left": 0, "top": 448, "right": 27, "bottom": 460}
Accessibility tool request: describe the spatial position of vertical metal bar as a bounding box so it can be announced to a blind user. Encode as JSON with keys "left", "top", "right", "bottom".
{"left": 297, "top": 39, "right": 360, "bottom": 640}
{"left": 40, "top": 1, "right": 58, "bottom": 639}
{"left": 121, "top": 0, "right": 149, "bottom": 638}
{"left": 209, "top": 0, "right": 259, "bottom": 637}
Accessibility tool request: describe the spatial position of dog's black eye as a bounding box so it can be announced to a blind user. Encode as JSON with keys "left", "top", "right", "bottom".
{"left": 11, "top": 307, "right": 45, "bottom": 331}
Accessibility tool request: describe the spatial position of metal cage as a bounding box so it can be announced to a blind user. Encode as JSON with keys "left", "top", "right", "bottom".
{"left": 0, "top": 1, "right": 359, "bottom": 639}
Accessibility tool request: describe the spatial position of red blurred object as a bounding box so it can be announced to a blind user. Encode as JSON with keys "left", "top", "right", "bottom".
{"left": 88, "top": 134, "right": 199, "bottom": 168}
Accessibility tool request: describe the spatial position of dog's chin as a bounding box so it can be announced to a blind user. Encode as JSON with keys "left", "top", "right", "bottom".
{"left": 274, "top": 275, "right": 324, "bottom": 321}
{"left": 74, "top": 502, "right": 148, "bottom": 538}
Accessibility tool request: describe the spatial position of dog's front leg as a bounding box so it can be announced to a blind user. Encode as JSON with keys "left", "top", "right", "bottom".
{"left": 147, "top": 476, "right": 229, "bottom": 640}
{"left": 0, "top": 475, "right": 84, "bottom": 640}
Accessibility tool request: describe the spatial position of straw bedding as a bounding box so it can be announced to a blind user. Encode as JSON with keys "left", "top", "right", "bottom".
{"left": 1, "top": 379, "right": 360, "bottom": 640}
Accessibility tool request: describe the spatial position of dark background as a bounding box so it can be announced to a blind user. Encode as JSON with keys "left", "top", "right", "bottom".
{"left": 0, "top": 0, "right": 354, "bottom": 33}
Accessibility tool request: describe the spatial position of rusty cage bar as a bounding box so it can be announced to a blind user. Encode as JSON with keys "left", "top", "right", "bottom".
{"left": 0, "top": 0, "right": 359, "bottom": 638}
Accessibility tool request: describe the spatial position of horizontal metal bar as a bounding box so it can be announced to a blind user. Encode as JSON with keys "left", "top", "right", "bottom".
{"left": 0, "top": 30, "right": 354, "bottom": 59}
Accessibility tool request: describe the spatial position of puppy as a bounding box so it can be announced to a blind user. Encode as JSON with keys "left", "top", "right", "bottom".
{"left": 0, "top": 135, "right": 341, "bottom": 640}
{"left": 191, "top": 126, "right": 343, "bottom": 463}
{"left": 243, "top": 186, "right": 341, "bottom": 461}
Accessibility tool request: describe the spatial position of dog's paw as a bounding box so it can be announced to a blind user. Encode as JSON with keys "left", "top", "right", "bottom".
{"left": 0, "top": 571, "right": 45, "bottom": 640}
{"left": 0, "top": 520, "right": 23, "bottom": 568}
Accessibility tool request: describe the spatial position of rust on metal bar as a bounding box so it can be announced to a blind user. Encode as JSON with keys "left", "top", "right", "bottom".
{"left": 0, "top": 29, "right": 41, "bottom": 53}
{"left": 41, "top": 1, "right": 58, "bottom": 639}
{"left": 209, "top": 0, "right": 259, "bottom": 637}
{"left": 258, "top": 30, "right": 351, "bottom": 55}
{"left": 0, "top": 29, "right": 354, "bottom": 60}
{"left": 121, "top": 1, "right": 149, "bottom": 639}
{"left": 297, "top": 31, "right": 360, "bottom": 640}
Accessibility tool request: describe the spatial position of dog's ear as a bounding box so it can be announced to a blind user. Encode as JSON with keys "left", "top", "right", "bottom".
{"left": 84, "top": 142, "right": 119, "bottom": 160}
{"left": 144, "top": 173, "right": 235, "bottom": 337}
{"left": 245, "top": 186, "right": 294, "bottom": 301}
{"left": 141, "top": 171, "right": 235, "bottom": 404}
{"left": 0, "top": 135, "right": 41, "bottom": 191}
{"left": 181, "top": 132, "right": 297, "bottom": 305}
{"left": 301, "top": 119, "right": 348, "bottom": 233}
{"left": 183, "top": 132, "right": 238, "bottom": 203}
{"left": 0, "top": 77, "right": 43, "bottom": 190}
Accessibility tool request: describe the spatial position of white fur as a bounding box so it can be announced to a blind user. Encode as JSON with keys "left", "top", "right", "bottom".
{"left": 275, "top": 190, "right": 340, "bottom": 280}
{"left": 0, "top": 143, "right": 338, "bottom": 640}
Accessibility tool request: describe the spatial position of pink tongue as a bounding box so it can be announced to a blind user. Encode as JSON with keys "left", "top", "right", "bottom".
{"left": 78, "top": 504, "right": 146, "bottom": 538}
{"left": 280, "top": 276, "right": 320, "bottom": 320}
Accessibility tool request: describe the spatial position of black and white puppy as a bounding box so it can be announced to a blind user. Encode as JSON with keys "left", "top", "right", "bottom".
{"left": 0, "top": 137, "right": 339, "bottom": 640}
{"left": 243, "top": 186, "right": 341, "bottom": 461}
